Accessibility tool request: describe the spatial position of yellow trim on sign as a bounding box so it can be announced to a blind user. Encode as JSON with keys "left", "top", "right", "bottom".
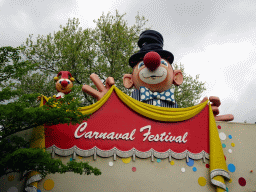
{"left": 209, "top": 104, "right": 229, "bottom": 191}
{"left": 114, "top": 86, "right": 208, "bottom": 121}
{"left": 78, "top": 86, "right": 208, "bottom": 122}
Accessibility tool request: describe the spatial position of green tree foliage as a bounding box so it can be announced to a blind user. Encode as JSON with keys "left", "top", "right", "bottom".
{"left": 0, "top": 46, "right": 90, "bottom": 139}
{"left": 92, "top": 10, "right": 148, "bottom": 95}
{"left": 0, "top": 46, "right": 100, "bottom": 178}
{"left": 0, "top": 135, "right": 101, "bottom": 178}
{"left": 172, "top": 63, "right": 206, "bottom": 108}
{"left": 20, "top": 11, "right": 149, "bottom": 106}
{"left": 0, "top": 46, "right": 35, "bottom": 83}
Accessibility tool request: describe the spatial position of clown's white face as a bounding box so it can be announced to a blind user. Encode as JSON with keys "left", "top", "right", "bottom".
{"left": 138, "top": 59, "right": 169, "bottom": 84}
{"left": 132, "top": 59, "right": 175, "bottom": 92}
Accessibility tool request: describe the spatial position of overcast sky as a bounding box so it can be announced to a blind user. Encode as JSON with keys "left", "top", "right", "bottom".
{"left": 1, "top": 0, "right": 256, "bottom": 123}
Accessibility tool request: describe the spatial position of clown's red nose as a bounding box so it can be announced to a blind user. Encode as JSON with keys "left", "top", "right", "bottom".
{"left": 143, "top": 51, "right": 161, "bottom": 71}
{"left": 61, "top": 80, "right": 68, "bottom": 87}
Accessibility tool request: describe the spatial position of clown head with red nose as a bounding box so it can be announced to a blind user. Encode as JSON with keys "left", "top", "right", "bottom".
{"left": 37, "top": 71, "right": 75, "bottom": 104}
{"left": 54, "top": 71, "right": 75, "bottom": 98}
{"left": 123, "top": 30, "right": 182, "bottom": 107}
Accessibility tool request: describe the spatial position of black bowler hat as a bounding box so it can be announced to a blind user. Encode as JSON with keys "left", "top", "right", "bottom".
{"left": 129, "top": 30, "right": 174, "bottom": 68}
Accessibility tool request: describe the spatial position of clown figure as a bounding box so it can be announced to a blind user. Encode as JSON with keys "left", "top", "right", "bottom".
{"left": 123, "top": 30, "right": 182, "bottom": 107}
{"left": 82, "top": 30, "right": 234, "bottom": 121}
{"left": 54, "top": 71, "right": 75, "bottom": 99}
{"left": 37, "top": 71, "right": 75, "bottom": 105}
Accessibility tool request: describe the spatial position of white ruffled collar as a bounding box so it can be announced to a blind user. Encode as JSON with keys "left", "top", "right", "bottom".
{"left": 56, "top": 92, "right": 65, "bottom": 98}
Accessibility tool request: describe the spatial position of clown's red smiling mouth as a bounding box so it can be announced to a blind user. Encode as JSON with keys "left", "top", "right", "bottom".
{"left": 142, "top": 72, "right": 164, "bottom": 79}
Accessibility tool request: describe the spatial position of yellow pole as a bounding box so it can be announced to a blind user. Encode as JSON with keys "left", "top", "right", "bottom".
{"left": 26, "top": 97, "right": 46, "bottom": 190}
{"left": 208, "top": 103, "right": 228, "bottom": 192}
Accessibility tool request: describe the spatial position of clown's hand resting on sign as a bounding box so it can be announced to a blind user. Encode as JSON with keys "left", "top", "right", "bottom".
{"left": 37, "top": 71, "right": 75, "bottom": 104}
{"left": 82, "top": 30, "right": 234, "bottom": 121}
{"left": 82, "top": 74, "right": 115, "bottom": 101}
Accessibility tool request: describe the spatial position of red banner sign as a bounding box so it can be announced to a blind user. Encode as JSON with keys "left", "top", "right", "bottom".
{"left": 45, "top": 91, "right": 209, "bottom": 156}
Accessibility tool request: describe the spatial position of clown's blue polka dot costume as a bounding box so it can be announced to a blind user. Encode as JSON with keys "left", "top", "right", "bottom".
{"left": 131, "top": 86, "right": 178, "bottom": 108}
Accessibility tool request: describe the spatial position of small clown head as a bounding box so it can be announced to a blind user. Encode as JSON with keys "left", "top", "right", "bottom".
{"left": 54, "top": 71, "right": 74, "bottom": 94}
